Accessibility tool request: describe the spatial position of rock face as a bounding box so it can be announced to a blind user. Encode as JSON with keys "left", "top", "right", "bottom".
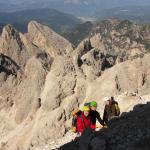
{"left": 0, "top": 20, "right": 149, "bottom": 150}
{"left": 27, "top": 21, "right": 73, "bottom": 57}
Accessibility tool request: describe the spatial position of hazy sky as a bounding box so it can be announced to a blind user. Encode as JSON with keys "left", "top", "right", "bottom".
{"left": 0, "top": 0, "right": 150, "bottom": 5}
{"left": 0, "top": 0, "right": 150, "bottom": 13}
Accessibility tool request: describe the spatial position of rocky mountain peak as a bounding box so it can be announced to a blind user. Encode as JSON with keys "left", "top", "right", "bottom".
{"left": 0, "top": 24, "right": 26, "bottom": 66}
{"left": 1, "top": 24, "right": 20, "bottom": 41}
{"left": 27, "top": 20, "right": 74, "bottom": 57}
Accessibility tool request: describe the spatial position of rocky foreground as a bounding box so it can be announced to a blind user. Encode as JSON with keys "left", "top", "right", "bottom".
{"left": 0, "top": 19, "right": 150, "bottom": 150}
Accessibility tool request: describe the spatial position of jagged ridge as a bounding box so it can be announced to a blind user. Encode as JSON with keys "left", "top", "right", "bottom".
{"left": 0, "top": 19, "right": 149, "bottom": 150}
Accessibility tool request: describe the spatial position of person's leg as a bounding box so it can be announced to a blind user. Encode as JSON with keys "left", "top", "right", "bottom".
{"left": 79, "top": 128, "right": 95, "bottom": 150}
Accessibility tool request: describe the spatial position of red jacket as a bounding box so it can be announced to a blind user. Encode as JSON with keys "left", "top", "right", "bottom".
{"left": 76, "top": 113, "right": 93, "bottom": 133}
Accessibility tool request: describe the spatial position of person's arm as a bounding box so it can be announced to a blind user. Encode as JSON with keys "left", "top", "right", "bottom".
{"left": 96, "top": 111, "right": 105, "bottom": 126}
{"left": 77, "top": 117, "right": 84, "bottom": 133}
{"left": 103, "top": 107, "right": 108, "bottom": 124}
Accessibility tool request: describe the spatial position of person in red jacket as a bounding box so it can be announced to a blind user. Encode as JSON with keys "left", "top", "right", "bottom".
{"left": 76, "top": 106, "right": 93, "bottom": 136}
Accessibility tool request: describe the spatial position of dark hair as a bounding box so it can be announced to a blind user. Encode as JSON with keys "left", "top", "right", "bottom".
{"left": 111, "top": 96, "right": 115, "bottom": 101}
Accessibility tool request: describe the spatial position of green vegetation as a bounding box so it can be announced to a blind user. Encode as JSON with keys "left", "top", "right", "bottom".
{"left": 62, "top": 21, "right": 94, "bottom": 46}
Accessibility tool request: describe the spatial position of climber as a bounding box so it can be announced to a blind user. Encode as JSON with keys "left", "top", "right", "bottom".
{"left": 103, "top": 97, "right": 120, "bottom": 124}
{"left": 76, "top": 106, "right": 93, "bottom": 136}
{"left": 71, "top": 101, "right": 107, "bottom": 133}
{"left": 71, "top": 99, "right": 90, "bottom": 133}
{"left": 89, "top": 101, "right": 106, "bottom": 129}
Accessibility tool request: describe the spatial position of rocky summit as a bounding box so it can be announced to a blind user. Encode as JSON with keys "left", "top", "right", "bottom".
{"left": 0, "top": 19, "right": 150, "bottom": 150}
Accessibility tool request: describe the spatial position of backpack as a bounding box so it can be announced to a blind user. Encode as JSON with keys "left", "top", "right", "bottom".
{"left": 115, "top": 103, "right": 120, "bottom": 116}
{"left": 71, "top": 109, "right": 82, "bottom": 133}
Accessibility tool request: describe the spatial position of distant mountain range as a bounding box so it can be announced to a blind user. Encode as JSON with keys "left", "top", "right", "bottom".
{"left": 62, "top": 19, "right": 150, "bottom": 47}
{"left": 97, "top": 6, "right": 150, "bottom": 24}
{"left": 0, "top": 1, "right": 150, "bottom": 37}
{"left": 62, "top": 21, "right": 94, "bottom": 46}
{"left": 0, "top": 8, "right": 81, "bottom": 33}
{"left": 0, "top": 0, "right": 150, "bottom": 17}
{"left": 0, "top": 6, "right": 149, "bottom": 40}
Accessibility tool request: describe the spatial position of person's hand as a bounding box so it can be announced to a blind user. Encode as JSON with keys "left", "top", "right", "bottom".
{"left": 96, "top": 124, "right": 103, "bottom": 128}
{"left": 72, "top": 126, "right": 77, "bottom": 133}
{"left": 103, "top": 125, "right": 108, "bottom": 128}
{"left": 76, "top": 132, "right": 81, "bottom": 137}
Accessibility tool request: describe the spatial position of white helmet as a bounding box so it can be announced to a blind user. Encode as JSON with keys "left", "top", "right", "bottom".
{"left": 103, "top": 97, "right": 110, "bottom": 102}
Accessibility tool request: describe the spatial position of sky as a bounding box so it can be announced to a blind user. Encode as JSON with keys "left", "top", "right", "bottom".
{"left": 0, "top": 0, "right": 150, "bottom": 5}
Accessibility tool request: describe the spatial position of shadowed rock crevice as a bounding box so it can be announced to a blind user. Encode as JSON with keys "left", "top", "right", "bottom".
{"left": 115, "top": 75, "right": 121, "bottom": 92}
{"left": 0, "top": 53, "right": 20, "bottom": 76}
{"left": 36, "top": 52, "right": 53, "bottom": 72}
